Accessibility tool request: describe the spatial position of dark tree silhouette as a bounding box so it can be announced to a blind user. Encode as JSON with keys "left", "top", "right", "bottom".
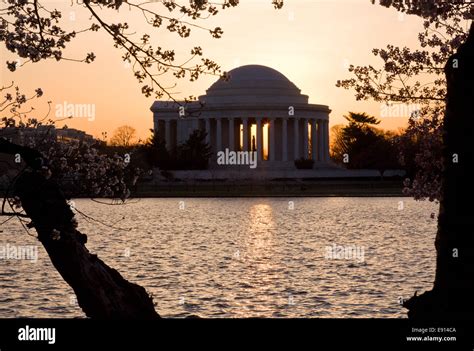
{"left": 143, "top": 129, "right": 171, "bottom": 169}
{"left": 338, "top": 1, "right": 474, "bottom": 319}
{"left": 110, "top": 125, "right": 137, "bottom": 147}
{"left": 404, "top": 23, "right": 474, "bottom": 320}
{"left": 0, "top": 138, "right": 159, "bottom": 318}
{"left": 176, "top": 129, "right": 212, "bottom": 170}
{"left": 337, "top": 1, "right": 471, "bottom": 200}
{"left": 0, "top": 0, "right": 284, "bottom": 101}
{"left": 331, "top": 112, "right": 399, "bottom": 174}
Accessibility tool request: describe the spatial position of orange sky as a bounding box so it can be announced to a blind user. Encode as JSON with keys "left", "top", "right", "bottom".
{"left": 1, "top": 0, "right": 427, "bottom": 141}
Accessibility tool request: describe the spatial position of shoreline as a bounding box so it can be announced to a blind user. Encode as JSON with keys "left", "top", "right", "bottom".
{"left": 1, "top": 178, "right": 408, "bottom": 198}
{"left": 131, "top": 178, "right": 407, "bottom": 197}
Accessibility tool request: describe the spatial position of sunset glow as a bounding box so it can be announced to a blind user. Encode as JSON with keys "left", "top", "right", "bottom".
{"left": 1, "top": 0, "right": 425, "bottom": 141}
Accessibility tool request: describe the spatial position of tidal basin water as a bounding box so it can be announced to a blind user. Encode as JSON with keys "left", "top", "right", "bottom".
{"left": 0, "top": 197, "right": 438, "bottom": 318}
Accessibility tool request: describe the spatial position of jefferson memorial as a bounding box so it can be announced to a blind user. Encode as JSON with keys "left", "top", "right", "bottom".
{"left": 151, "top": 65, "right": 331, "bottom": 170}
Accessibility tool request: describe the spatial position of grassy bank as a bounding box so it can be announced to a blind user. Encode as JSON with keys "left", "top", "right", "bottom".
{"left": 132, "top": 178, "right": 406, "bottom": 197}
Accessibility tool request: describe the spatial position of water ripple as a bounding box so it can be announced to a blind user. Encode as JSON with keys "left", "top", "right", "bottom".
{"left": 0, "top": 197, "right": 438, "bottom": 318}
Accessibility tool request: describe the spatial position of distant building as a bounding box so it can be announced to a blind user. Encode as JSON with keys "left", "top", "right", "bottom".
{"left": 56, "top": 128, "right": 95, "bottom": 143}
{"left": 0, "top": 126, "right": 96, "bottom": 144}
{"left": 151, "top": 65, "right": 331, "bottom": 170}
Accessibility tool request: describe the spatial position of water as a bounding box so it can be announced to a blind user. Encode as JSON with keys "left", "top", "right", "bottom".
{"left": 0, "top": 197, "right": 438, "bottom": 318}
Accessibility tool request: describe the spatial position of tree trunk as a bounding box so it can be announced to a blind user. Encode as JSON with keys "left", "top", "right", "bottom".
{"left": 403, "top": 23, "right": 474, "bottom": 320}
{"left": 1, "top": 139, "right": 159, "bottom": 319}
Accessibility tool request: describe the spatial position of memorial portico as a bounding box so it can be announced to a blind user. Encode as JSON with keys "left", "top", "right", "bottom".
{"left": 151, "top": 65, "right": 331, "bottom": 169}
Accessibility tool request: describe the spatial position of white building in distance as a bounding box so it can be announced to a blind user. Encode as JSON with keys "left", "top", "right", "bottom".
{"left": 151, "top": 65, "right": 331, "bottom": 170}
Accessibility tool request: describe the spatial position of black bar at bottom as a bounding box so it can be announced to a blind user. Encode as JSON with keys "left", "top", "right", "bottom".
{"left": 0, "top": 319, "right": 472, "bottom": 350}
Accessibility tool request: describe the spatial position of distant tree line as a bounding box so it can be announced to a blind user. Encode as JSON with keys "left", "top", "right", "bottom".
{"left": 106, "top": 126, "right": 212, "bottom": 171}
{"left": 141, "top": 128, "right": 212, "bottom": 170}
{"left": 330, "top": 111, "right": 423, "bottom": 179}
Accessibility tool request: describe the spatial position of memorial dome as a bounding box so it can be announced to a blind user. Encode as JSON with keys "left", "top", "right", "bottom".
{"left": 200, "top": 65, "right": 309, "bottom": 105}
